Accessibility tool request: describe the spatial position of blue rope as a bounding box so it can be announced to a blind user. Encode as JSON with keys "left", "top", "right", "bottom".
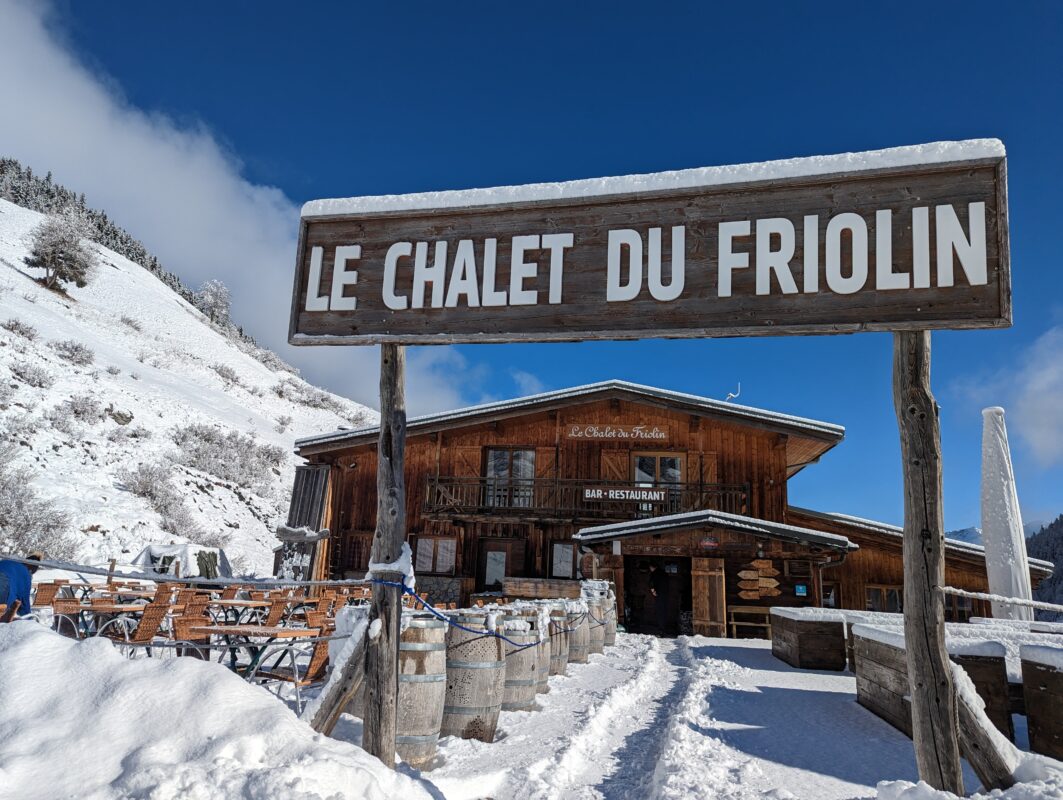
{"left": 369, "top": 578, "right": 540, "bottom": 652}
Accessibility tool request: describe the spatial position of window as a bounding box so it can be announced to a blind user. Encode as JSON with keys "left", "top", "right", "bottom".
{"left": 822, "top": 582, "right": 838, "bottom": 609}
{"left": 551, "top": 542, "right": 577, "bottom": 579}
{"left": 632, "top": 452, "right": 683, "bottom": 513}
{"left": 414, "top": 537, "right": 457, "bottom": 575}
{"left": 485, "top": 448, "right": 535, "bottom": 508}
{"left": 866, "top": 585, "right": 903, "bottom": 613}
{"left": 945, "top": 593, "right": 986, "bottom": 623}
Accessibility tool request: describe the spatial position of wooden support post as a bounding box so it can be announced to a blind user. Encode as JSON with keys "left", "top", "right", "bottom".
{"left": 363, "top": 344, "right": 407, "bottom": 768}
{"left": 892, "top": 330, "right": 964, "bottom": 793}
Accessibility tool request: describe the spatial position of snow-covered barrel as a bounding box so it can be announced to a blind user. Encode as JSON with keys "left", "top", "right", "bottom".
{"left": 396, "top": 614, "right": 447, "bottom": 767}
{"left": 604, "top": 587, "right": 618, "bottom": 647}
{"left": 441, "top": 612, "right": 506, "bottom": 742}
{"left": 500, "top": 613, "right": 538, "bottom": 712}
{"left": 535, "top": 613, "right": 551, "bottom": 694}
{"left": 587, "top": 598, "right": 606, "bottom": 655}
{"left": 549, "top": 607, "right": 569, "bottom": 675}
{"left": 567, "top": 608, "right": 590, "bottom": 664}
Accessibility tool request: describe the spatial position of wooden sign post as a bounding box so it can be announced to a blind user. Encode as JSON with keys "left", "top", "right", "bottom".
{"left": 290, "top": 141, "right": 1012, "bottom": 786}
{"left": 893, "top": 331, "right": 963, "bottom": 792}
{"left": 362, "top": 343, "right": 407, "bottom": 767}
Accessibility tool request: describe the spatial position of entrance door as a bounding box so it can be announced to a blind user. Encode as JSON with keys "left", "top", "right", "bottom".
{"left": 692, "top": 557, "right": 726, "bottom": 637}
{"left": 622, "top": 556, "right": 691, "bottom": 636}
{"left": 476, "top": 538, "right": 526, "bottom": 591}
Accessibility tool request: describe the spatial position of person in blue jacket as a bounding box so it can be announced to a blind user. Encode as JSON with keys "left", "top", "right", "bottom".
{"left": 0, "top": 552, "right": 42, "bottom": 617}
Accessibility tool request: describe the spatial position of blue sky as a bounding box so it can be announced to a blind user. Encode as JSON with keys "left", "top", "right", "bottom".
{"left": 2, "top": 1, "right": 1061, "bottom": 529}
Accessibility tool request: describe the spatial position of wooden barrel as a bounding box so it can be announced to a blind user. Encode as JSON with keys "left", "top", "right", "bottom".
{"left": 568, "top": 609, "right": 590, "bottom": 664}
{"left": 396, "top": 614, "right": 447, "bottom": 767}
{"left": 587, "top": 599, "right": 606, "bottom": 655}
{"left": 441, "top": 613, "right": 506, "bottom": 742}
{"left": 500, "top": 614, "right": 538, "bottom": 712}
{"left": 535, "top": 626, "right": 551, "bottom": 694}
{"left": 603, "top": 595, "right": 617, "bottom": 647}
{"left": 549, "top": 607, "right": 569, "bottom": 675}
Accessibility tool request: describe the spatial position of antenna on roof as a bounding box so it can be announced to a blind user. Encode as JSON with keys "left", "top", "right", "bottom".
{"left": 725, "top": 382, "right": 741, "bottom": 402}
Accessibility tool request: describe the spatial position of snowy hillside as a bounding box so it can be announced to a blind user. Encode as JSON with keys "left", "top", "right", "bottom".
{"left": 0, "top": 199, "right": 375, "bottom": 573}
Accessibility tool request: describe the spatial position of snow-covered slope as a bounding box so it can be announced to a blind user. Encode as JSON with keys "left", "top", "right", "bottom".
{"left": 0, "top": 199, "right": 375, "bottom": 573}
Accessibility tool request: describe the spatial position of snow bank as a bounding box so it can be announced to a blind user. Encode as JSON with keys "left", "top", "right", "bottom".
{"left": 0, "top": 622, "right": 435, "bottom": 800}
{"left": 303, "top": 139, "right": 1003, "bottom": 217}
{"left": 770, "top": 607, "right": 903, "bottom": 625}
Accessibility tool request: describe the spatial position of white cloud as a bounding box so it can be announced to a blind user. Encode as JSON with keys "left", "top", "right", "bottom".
{"left": 0, "top": 0, "right": 483, "bottom": 415}
{"left": 510, "top": 369, "right": 546, "bottom": 396}
{"left": 1010, "top": 326, "right": 1063, "bottom": 465}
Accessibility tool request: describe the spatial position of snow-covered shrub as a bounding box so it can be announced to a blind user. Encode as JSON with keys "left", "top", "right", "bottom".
{"left": 46, "top": 404, "right": 76, "bottom": 435}
{"left": 275, "top": 414, "right": 292, "bottom": 434}
{"left": 10, "top": 360, "right": 53, "bottom": 388}
{"left": 49, "top": 339, "right": 94, "bottom": 366}
{"left": 273, "top": 377, "right": 367, "bottom": 424}
{"left": 0, "top": 445, "right": 76, "bottom": 559}
{"left": 1, "top": 318, "right": 37, "bottom": 340}
{"left": 212, "top": 363, "right": 239, "bottom": 386}
{"left": 0, "top": 384, "right": 12, "bottom": 407}
{"left": 24, "top": 208, "right": 98, "bottom": 289}
{"left": 194, "top": 279, "right": 232, "bottom": 324}
{"left": 119, "top": 315, "right": 142, "bottom": 332}
{"left": 0, "top": 413, "right": 36, "bottom": 443}
{"left": 105, "top": 365, "right": 120, "bottom": 376}
{"left": 170, "top": 423, "right": 285, "bottom": 494}
{"left": 248, "top": 343, "right": 298, "bottom": 376}
{"left": 64, "top": 395, "right": 104, "bottom": 423}
{"left": 21, "top": 292, "right": 37, "bottom": 304}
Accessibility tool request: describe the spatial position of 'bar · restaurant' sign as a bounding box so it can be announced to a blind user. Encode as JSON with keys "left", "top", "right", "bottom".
{"left": 289, "top": 141, "right": 1010, "bottom": 345}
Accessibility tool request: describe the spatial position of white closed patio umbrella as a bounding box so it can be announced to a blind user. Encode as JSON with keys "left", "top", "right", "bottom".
{"left": 980, "top": 407, "right": 1034, "bottom": 621}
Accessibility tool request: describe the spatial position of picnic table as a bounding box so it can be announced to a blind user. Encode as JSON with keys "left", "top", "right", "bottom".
{"left": 189, "top": 624, "right": 318, "bottom": 677}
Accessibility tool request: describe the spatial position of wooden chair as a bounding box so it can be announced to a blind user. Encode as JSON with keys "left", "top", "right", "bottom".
{"left": 52, "top": 598, "right": 85, "bottom": 638}
{"left": 252, "top": 610, "right": 331, "bottom": 713}
{"left": 263, "top": 597, "right": 288, "bottom": 627}
{"left": 220, "top": 585, "right": 239, "bottom": 601}
{"left": 32, "top": 582, "right": 61, "bottom": 610}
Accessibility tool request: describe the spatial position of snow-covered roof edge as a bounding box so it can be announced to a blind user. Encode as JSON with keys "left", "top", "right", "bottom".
{"left": 296, "top": 379, "right": 844, "bottom": 451}
{"left": 302, "top": 139, "right": 1005, "bottom": 218}
{"left": 573, "top": 508, "right": 856, "bottom": 552}
{"left": 789, "top": 507, "right": 1055, "bottom": 572}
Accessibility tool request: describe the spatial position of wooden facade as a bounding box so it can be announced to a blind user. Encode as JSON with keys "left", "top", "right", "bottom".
{"left": 289, "top": 382, "right": 1051, "bottom": 635}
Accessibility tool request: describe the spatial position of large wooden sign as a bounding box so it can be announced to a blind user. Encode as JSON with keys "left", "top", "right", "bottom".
{"left": 289, "top": 143, "right": 1009, "bottom": 345}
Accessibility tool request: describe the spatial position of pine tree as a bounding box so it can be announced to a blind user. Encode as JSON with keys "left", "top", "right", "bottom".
{"left": 24, "top": 209, "right": 97, "bottom": 290}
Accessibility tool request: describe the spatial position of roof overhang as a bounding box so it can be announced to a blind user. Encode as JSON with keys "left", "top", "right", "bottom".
{"left": 789, "top": 507, "right": 1056, "bottom": 576}
{"left": 574, "top": 508, "right": 857, "bottom": 553}
{"left": 295, "top": 380, "right": 844, "bottom": 473}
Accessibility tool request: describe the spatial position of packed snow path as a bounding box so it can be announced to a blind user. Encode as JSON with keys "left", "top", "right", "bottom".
{"left": 344, "top": 633, "right": 974, "bottom": 800}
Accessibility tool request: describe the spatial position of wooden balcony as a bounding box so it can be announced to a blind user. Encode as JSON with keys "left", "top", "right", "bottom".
{"left": 423, "top": 476, "right": 750, "bottom": 524}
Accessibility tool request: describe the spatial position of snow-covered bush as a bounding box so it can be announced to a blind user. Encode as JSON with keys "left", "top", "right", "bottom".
{"left": 49, "top": 338, "right": 94, "bottom": 366}
{"left": 194, "top": 279, "right": 232, "bottom": 325}
{"left": 0, "top": 413, "right": 36, "bottom": 443}
{"left": 171, "top": 423, "right": 285, "bottom": 494}
{"left": 0, "top": 383, "right": 13, "bottom": 407}
{"left": 0, "top": 445, "right": 76, "bottom": 559}
{"left": 119, "top": 461, "right": 225, "bottom": 548}
{"left": 275, "top": 414, "right": 292, "bottom": 434}
{"left": 273, "top": 377, "right": 368, "bottom": 424}
{"left": 212, "top": 363, "right": 239, "bottom": 386}
{"left": 1, "top": 318, "right": 37, "bottom": 340}
{"left": 24, "top": 208, "right": 97, "bottom": 290}
{"left": 46, "top": 404, "right": 76, "bottom": 435}
{"left": 10, "top": 360, "right": 53, "bottom": 388}
{"left": 105, "top": 365, "right": 120, "bottom": 376}
{"left": 63, "top": 395, "right": 104, "bottom": 423}
{"left": 119, "top": 315, "right": 142, "bottom": 332}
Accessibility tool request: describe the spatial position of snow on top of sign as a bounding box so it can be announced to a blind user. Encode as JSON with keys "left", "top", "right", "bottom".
{"left": 790, "top": 507, "right": 1055, "bottom": 572}
{"left": 296, "top": 379, "right": 844, "bottom": 451}
{"left": 302, "top": 139, "right": 1005, "bottom": 218}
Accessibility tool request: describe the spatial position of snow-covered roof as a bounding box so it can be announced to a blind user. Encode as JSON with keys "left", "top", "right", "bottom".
{"left": 302, "top": 139, "right": 1004, "bottom": 218}
{"left": 295, "top": 379, "right": 844, "bottom": 453}
{"left": 573, "top": 508, "right": 857, "bottom": 552}
{"left": 789, "top": 507, "right": 1055, "bottom": 573}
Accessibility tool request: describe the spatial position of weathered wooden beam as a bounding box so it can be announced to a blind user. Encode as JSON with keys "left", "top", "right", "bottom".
{"left": 307, "top": 633, "right": 367, "bottom": 736}
{"left": 892, "top": 330, "right": 963, "bottom": 793}
{"left": 362, "top": 343, "right": 407, "bottom": 768}
{"left": 954, "top": 665, "right": 1017, "bottom": 792}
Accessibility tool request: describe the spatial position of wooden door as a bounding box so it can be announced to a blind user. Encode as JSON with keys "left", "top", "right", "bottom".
{"left": 692, "top": 557, "right": 726, "bottom": 637}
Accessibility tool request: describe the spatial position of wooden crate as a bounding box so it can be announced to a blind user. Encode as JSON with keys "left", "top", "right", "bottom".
{"left": 1022, "top": 651, "right": 1063, "bottom": 760}
{"left": 770, "top": 611, "right": 846, "bottom": 671}
{"left": 502, "top": 577, "right": 581, "bottom": 600}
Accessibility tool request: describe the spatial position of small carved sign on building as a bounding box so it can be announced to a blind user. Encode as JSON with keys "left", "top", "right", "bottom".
{"left": 582, "top": 486, "right": 668, "bottom": 503}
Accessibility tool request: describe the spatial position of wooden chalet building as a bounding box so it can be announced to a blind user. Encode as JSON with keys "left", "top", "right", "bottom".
{"left": 287, "top": 380, "right": 1052, "bottom": 636}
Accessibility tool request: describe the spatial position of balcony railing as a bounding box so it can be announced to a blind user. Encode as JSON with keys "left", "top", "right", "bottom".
{"left": 423, "top": 476, "right": 749, "bottom": 522}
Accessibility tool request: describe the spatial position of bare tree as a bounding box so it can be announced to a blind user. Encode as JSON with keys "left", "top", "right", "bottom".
{"left": 194, "top": 279, "right": 232, "bottom": 324}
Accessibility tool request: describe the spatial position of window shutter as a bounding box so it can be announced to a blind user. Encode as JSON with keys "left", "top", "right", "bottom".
{"left": 600, "top": 450, "right": 628, "bottom": 482}
{"left": 452, "top": 446, "right": 482, "bottom": 477}
{"left": 286, "top": 464, "right": 331, "bottom": 530}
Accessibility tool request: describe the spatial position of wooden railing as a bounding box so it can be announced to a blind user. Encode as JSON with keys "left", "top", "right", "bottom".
{"left": 423, "top": 476, "right": 749, "bottom": 522}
